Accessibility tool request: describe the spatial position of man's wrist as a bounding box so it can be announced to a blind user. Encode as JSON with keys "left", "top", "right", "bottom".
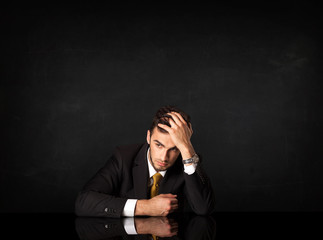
{"left": 134, "top": 199, "right": 149, "bottom": 216}
{"left": 134, "top": 218, "right": 149, "bottom": 235}
{"left": 179, "top": 144, "right": 196, "bottom": 160}
{"left": 182, "top": 153, "right": 199, "bottom": 165}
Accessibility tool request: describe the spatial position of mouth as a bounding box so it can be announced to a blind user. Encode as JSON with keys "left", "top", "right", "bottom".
{"left": 157, "top": 161, "right": 167, "bottom": 167}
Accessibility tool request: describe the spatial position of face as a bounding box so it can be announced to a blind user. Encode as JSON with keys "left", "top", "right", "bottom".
{"left": 146, "top": 127, "right": 181, "bottom": 172}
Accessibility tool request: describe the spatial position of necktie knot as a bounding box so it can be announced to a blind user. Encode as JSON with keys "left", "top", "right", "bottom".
{"left": 153, "top": 172, "right": 162, "bottom": 185}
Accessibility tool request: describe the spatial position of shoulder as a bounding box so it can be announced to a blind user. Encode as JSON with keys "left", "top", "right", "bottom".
{"left": 112, "top": 142, "right": 147, "bottom": 162}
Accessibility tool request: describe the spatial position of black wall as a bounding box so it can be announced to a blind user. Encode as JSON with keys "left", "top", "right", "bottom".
{"left": 1, "top": 4, "right": 322, "bottom": 212}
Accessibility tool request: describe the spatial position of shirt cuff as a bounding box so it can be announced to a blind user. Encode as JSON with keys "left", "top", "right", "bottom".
{"left": 122, "top": 217, "right": 137, "bottom": 235}
{"left": 184, "top": 163, "right": 197, "bottom": 175}
{"left": 122, "top": 199, "right": 138, "bottom": 217}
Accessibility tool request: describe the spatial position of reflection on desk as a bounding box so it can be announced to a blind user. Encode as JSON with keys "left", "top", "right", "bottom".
{"left": 75, "top": 214, "right": 216, "bottom": 240}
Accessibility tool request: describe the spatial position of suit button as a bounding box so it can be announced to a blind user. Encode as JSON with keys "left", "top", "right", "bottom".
{"left": 104, "top": 208, "right": 108, "bottom": 212}
{"left": 113, "top": 209, "right": 116, "bottom": 213}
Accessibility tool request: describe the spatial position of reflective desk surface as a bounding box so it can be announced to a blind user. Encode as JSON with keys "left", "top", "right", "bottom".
{"left": 0, "top": 212, "right": 321, "bottom": 239}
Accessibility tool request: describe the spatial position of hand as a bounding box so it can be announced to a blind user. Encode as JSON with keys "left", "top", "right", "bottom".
{"left": 135, "top": 217, "right": 178, "bottom": 237}
{"left": 135, "top": 194, "right": 178, "bottom": 216}
{"left": 157, "top": 111, "right": 195, "bottom": 159}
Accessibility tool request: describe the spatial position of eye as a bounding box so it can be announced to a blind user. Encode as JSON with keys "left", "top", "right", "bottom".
{"left": 156, "top": 143, "right": 162, "bottom": 148}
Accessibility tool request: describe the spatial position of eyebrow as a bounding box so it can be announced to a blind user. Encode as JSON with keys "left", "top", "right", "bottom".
{"left": 153, "top": 140, "right": 178, "bottom": 150}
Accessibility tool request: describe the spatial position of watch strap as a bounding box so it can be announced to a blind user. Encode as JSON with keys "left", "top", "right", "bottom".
{"left": 182, "top": 154, "right": 199, "bottom": 164}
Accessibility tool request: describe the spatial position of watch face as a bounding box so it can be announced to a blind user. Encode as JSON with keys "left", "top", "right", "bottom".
{"left": 183, "top": 154, "right": 199, "bottom": 164}
{"left": 183, "top": 158, "right": 194, "bottom": 164}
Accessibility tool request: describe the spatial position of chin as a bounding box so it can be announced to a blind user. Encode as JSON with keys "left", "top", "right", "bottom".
{"left": 155, "top": 166, "right": 166, "bottom": 171}
{"left": 153, "top": 163, "right": 168, "bottom": 172}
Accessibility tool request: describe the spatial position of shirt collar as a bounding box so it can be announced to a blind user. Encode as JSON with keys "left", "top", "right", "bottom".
{"left": 147, "top": 147, "right": 166, "bottom": 178}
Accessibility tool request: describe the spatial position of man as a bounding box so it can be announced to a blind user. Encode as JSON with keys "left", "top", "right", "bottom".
{"left": 75, "top": 105, "right": 215, "bottom": 218}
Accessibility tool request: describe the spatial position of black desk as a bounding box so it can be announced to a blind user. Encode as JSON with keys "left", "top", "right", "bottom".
{"left": 0, "top": 213, "right": 320, "bottom": 239}
{"left": 75, "top": 213, "right": 215, "bottom": 240}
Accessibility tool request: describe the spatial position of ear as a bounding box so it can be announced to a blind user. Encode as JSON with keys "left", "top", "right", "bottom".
{"left": 146, "top": 130, "right": 151, "bottom": 145}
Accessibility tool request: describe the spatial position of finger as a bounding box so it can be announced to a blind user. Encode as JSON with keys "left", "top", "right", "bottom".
{"left": 172, "top": 203, "right": 178, "bottom": 209}
{"left": 157, "top": 123, "right": 172, "bottom": 132}
{"left": 170, "top": 222, "right": 179, "bottom": 231}
{"left": 171, "top": 111, "right": 189, "bottom": 126}
{"left": 170, "top": 201, "right": 178, "bottom": 208}
{"left": 172, "top": 112, "right": 191, "bottom": 128}
{"left": 159, "top": 193, "right": 177, "bottom": 198}
{"left": 171, "top": 222, "right": 179, "bottom": 229}
{"left": 169, "top": 205, "right": 178, "bottom": 213}
{"left": 169, "top": 112, "right": 192, "bottom": 134}
{"left": 167, "top": 112, "right": 184, "bottom": 126}
{"left": 171, "top": 207, "right": 178, "bottom": 212}
{"left": 166, "top": 117, "right": 177, "bottom": 128}
{"left": 171, "top": 227, "right": 178, "bottom": 234}
{"left": 189, "top": 122, "right": 193, "bottom": 133}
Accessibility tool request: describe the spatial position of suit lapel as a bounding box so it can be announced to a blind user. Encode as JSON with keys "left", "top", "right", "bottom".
{"left": 159, "top": 155, "right": 183, "bottom": 194}
{"left": 132, "top": 143, "right": 149, "bottom": 199}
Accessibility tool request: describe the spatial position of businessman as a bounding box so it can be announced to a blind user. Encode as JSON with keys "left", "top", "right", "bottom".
{"left": 75, "top": 105, "right": 215, "bottom": 217}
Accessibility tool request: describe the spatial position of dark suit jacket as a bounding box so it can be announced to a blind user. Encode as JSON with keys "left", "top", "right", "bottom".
{"left": 75, "top": 142, "right": 215, "bottom": 218}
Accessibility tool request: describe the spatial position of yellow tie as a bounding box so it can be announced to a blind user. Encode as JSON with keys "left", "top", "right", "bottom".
{"left": 150, "top": 173, "right": 162, "bottom": 198}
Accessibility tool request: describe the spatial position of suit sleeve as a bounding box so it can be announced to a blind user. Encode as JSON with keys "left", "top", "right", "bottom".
{"left": 183, "top": 154, "right": 216, "bottom": 215}
{"left": 75, "top": 149, "right": 127, "bottom": 218}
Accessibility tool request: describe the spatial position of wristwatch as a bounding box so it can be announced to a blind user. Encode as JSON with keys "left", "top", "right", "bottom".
{"left": 182, "top": 153, "right": 199, "bottom": 165}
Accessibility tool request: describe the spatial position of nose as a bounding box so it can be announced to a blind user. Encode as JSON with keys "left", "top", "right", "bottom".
{"left": 160, "top": 149, "right": 169, "bottom": 161}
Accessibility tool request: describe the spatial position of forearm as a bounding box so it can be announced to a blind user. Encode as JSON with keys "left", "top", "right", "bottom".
{"left": 134, "top": 217, "right": 150, "bottom": 234}
{"left": 75, "top": 190, "right": 128, "bottom": 218}
{"left": 184, "top": 164, "right": 216, "bottom": 215}
{"left": 179, "top": 143, "right": 196, "bottom": 160}
{"left": 134, "top": 199, "right": 149, "bottom": 216}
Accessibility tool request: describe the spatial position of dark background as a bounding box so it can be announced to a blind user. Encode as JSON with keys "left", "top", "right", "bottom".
{"left": 1, "top": 3, "right": 322, "bottom": 213}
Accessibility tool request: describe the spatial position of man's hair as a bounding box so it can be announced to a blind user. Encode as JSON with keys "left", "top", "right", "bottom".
{"left": 149, "top": 105, "right": 191, "bottom": 135}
